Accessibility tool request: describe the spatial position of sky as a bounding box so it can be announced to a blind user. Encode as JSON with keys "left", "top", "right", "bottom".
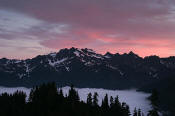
{"left": 0, "top": 0, "right": 175, "bottom": 59}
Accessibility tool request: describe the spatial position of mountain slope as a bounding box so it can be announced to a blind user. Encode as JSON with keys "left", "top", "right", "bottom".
{"left": 0, "top": 47, "right": 175, "bottom": 89}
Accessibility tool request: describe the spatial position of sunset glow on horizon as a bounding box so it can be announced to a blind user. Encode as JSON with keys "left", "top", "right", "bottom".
{"left": 0, "top": 0, "right": 175, "bottom": 59}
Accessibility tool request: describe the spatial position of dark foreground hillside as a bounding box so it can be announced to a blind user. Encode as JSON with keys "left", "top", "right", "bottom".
{"left": 0, "top": 83, "right": 158, "bottom": 116}
{"left": 139, "top": 77, "right": 175, "bottom": 116}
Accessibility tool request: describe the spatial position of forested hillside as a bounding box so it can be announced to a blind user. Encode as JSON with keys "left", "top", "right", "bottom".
{"left": 0, "top": 83, "right": 158, "bottom": 116}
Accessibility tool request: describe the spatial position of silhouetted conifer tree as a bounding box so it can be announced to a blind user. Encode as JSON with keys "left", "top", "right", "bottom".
{"left": 115, "top": 96, "right": 121, "bottom": 107}
{"left": 125, "top": 104, "right": 131, "bottom": 116}
{"left": 87, "top": 93, "right": 93, "bottom": 105}
{"left": 147, "top": 89, "right": 159, "bottom": 116}
{"left": 110, "top": 96, "right": 114, "bottom": 107}
{"left": 102, "top": 94, "right": 109, "bottom": 110}
{"left": 93, "top": 92, "right": 99, "bottom": 107}
{"left": 121, "top": 102, "right": 130, "bottom": 116}
{"left": 68, "top": 85, "right": 80, "bottom": 102}
{"left": 147, "top": 109, "right": 159, "bottom": 116}
{"left": 0, "top": 83, "right": 137, "bottom": 116}
{"left": 138, "top": 108, "right": 142, "bottom": 116}
{"left": 133, "top": 108, "right": 138, "bottom": 116}
{"left": 142, "top": 112, "right": 145, "bottom": 116}
{"left": 58, "top": 88, "right": 64, "bottom": 97}
{"left": 149, "top": 89, "right": 159, "bottom": 108}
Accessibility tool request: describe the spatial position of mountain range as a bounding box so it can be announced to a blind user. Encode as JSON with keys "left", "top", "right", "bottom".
{"left": 0, "top": 47, "right": 175, "bottom": 89}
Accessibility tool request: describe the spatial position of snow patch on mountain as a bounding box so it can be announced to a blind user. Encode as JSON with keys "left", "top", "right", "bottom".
{"left": 24, "top": 61, "right": 30, "bottom": 77}
{"left": 90, "top": 54, "right": 104, "bottom": 59}
{"left": 14, "top": 60, "right": 22, "bottom": 63}
{"left": 5, "top": 70, "right": 14, "bottom": 73}
{"left": 65, "top": 66, "right": 70, "bottom": 72}
{"left": 86, "top": 49, "right": 95, "bottom": 53}
{"left": 160, "top": 60, "right": 164, "bottom": 65}
{"left": 106, "top": 64, "right": 124, "bottom": 76}
{"left": 153, "top": 73, "right": 158, "bottom": 78}
{"left": 119, "top": 70, "right": 124, "bottom": 76}
{"left": 40, "top": 60, "right": 43, "bottom": 64}
{"left": 104, "top": 55, "right": 111, "bottom": 58}
{"left": 18, "top": 74, "right": 25, "bottom": 79}
{"left": 74, "top": 51, "right": 80, "bottom": 57}
{"left": 107, "top": 64, "right": 118, "bottom": 70}
{"left": 48, "top": 58, "right": 68, "bottom": 67}
{"left": 85, "top": 61, "right": 94, "bottom": 66}
{"left": 49, "top": 53, "right": 57, "bottom": 57}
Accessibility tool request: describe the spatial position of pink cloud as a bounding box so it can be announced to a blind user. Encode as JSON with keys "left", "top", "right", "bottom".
{"left": 1, "top": 0, "right": 175, "bottom": 58}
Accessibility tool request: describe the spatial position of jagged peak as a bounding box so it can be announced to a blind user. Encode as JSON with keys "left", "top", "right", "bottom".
{"left": 105, "top": 52, "right": 113, "bottom": 56}
{"left": 70, "top": 47, "right": 78, "bottom": 51}
{"left": 49, "top": 52, "right": 57, "bottom": 57}
{"left": 58, "top": 48, "right": 69, "bottom": 53}
{"left": 58, "top": 47, "right": 95, "bottom": 53}
{"left": 58, "top": 47, "right": 98, "bottom": 56}
{"left": 128, "top": 51, "right": 135, "bottom": 55}
{"left": 128, "top": 51, "right": 140, "bottom": 57}
{"left": 81, "top": 48, "right": 96, "bottom": 53}
{"left": 115, "top": 53, "right": 121, "bottom": 56}
{"left": 167, "top": 56, "right": 175, "bottom": 59}
{"left": 114, "top": 51, "right": 141, "bottom": 59}
{"left": 104, "top": 52, "right": 114, "bottom": 58}
{"left": 144, "top": 55, "right": 160, "bottom": 59}
{"left": 3, "top": 47, "right": 173, "bottom": 61}
{"left": 55, "top": 47, "right": 105, "bottom": 60}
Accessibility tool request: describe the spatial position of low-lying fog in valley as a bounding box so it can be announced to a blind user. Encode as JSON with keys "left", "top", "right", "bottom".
{"left": 0, "top": 86, "right": 151, "bottom": 115}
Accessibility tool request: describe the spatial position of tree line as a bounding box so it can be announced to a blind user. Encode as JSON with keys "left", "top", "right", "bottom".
{"left": 0, "top": 83, "right": 159, "bottom": 116}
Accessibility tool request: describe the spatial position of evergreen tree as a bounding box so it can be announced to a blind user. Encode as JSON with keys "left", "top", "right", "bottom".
{"left": 133, "top": 108, "right": 138, "bottom": 116}
{"left": 142, "top": 112, "right": 145, "bottom": 116}
{"left": 87, "top": 93, "right": 93, "bottom": 105}
{"left": 101, "top": 93, "right": 109, "bottom": 115}
{"left": 58, "top": 88, "right": 64, "bottom": 105}
{"left": 122, "top": 102, "right": 130, "bottom": 116}
{"left": 93, "top": 92, "right": 99, "bottom": 107}
{"left": 0, "top": 83, "right": 135, "bottom": 116}
{"left": 147, "top": 89, "right": 159, "bottom": 116}
{"left": 58, "top": 88, "right": 64, "bottom": 97}
{"left": 125, "top": 104, "right": 131, "bottom": 116}
{"left": 115, "top": 96, "right": 121, "bottom": 107}
{"left": 112, "top": 96, "right": 122, "bottom": 116}
{"left": 0, "top": 91, "right": 26, "bottom": 116}
{"left": 110, "top": 96, "right": 114, "bottom": 107}
{"left": 138, "top": 109, "right": 141, "bottom": 116}
{"left": 102, "top": 94, "right": 109, "bottom": 109}
{"left": 149, "top": 89, "right": 159, "bottom": 108}
{"left": 68, "top": 85, "right": 80, "bottom": 102}
{"left": 147, "top": 109, "right": 159, "bottom": 116}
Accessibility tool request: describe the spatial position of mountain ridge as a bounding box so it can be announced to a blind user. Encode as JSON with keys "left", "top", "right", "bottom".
{"left": 0, "top": 47, "right": 175, "bottom": 89}
{"left": 2, "top": 47, "right": 175, "bottom": 60}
